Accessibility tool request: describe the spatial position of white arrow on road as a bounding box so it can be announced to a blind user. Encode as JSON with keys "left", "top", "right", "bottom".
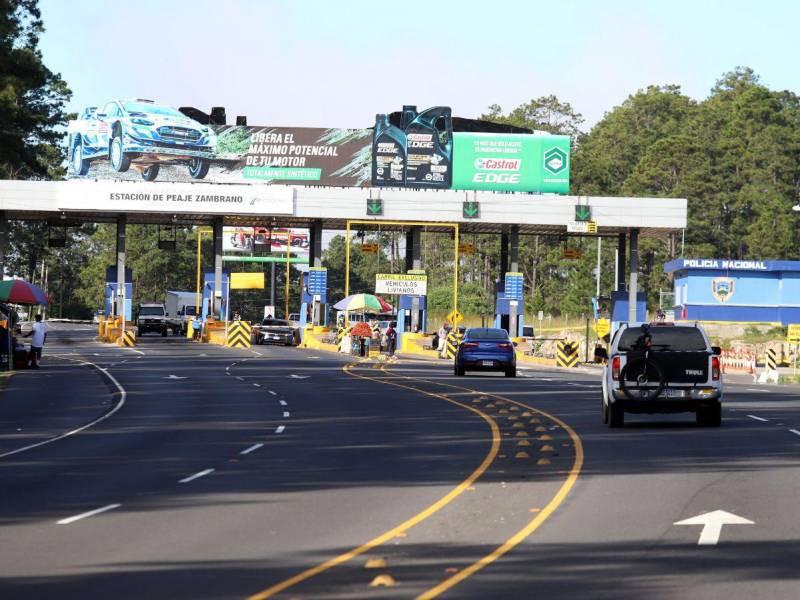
{"left": 288, "top": 374, "right": 310, "bottom": 379}
{"left": 674, "top": 510, "right": 754, "bottom": 545}
{"left": 164, "top": 375, "right": 188, "bottom": 380}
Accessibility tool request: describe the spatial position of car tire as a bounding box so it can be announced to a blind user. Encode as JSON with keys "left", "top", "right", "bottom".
{"left": 696, "top": 402, "right": 722, "bottom": 427}
{"left": 71, "top": 138, "right": 90, "bottom": 176}
{"left": 601, "top": 392, "right": 609, "bottom": 424}
{"left": 608, "top": 401, "right": 624, "bottom": 428}
{"left": 188, "top": 158, "right": 210, "bottom": 179}
{"left": 505, "top": 366, "right": 516, "bottom": 378}
{"left": 454, "top": 364, "right": 465, "bottom": 376}
{"left": 141, "top": 164, "right": 160, "bottom": 181}
{"left": 110, "top": 132, "right": 131, "bottom": 172}
{"left": 161, "top": 328, "right": 167, "bottom": 338}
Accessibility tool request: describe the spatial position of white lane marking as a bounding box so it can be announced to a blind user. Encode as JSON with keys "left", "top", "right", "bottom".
{"left": 289, "top": 374, "right": 310, "bottom": 379}
{"left": 276, "top": 425, "right": 286, "bottom": 434}
{"left": 236, "top": 376, "right": 245, "bottom": 381}
{"left": 747, "top": 415, "right": 769, "bottom": 422}
{"left": 746, "top": 388, "right": 771, "bottom": 393}
{"left": 279, "top": 400, "right": 288, "bottom": 406}
{"left": 0, "top": 356, "right": 127, "bottom": 460}
{"left": 268, "top": 390, "right": 278, "bottom": 396}
{"left": 789, "top": 429, "right": 800, "bottom": 437}
{"left": 241, "top": 443, "right": 264, "bottom": 455}
{"left": 179, "top": 468, "right": 215, "bottom": 484}
{"left": 57, "top": 503, "right": 121, "bottom": 525}
{"left": 253, "top": 383, "right": 262, "bottom": 388}
{"left": 283, "top": 411, "right": 290, "bottom": 418}
{"left": 251, "top": 350, "right": 263, "bottom": 357}
{"left": 225, "top": 367, "right": 230, "bottom": 371}
{"left": 308, "top": 356, "right": 321, "bottom": 359}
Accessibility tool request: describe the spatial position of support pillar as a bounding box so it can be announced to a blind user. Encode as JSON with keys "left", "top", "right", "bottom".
{"left": 212, "top": 217, "right": 223, "bottom": 317}
{"left": 0, "top": 211, "right": 7, "bottom": 280}
{"left": 628, "top": 229, "right": 639, "bottom": 322}
{"left": 405, "top": 227, "right": 422, "bottom": 332}
{"left": 616, "top": 233, "right": 626, "bottom": 292}
{"left": 508, "top": 226, "right": 519, "bottom": 337}
{"left": 269, "top": 262, "right": 276, "bottom": 316}
{"left": 309, "top": 220, "right": 323, "bottom": 325}
{"left": 499, "top": 232, "right": 509, "bottom": 286}
{"left": 116, "top": 215, "right": 126, "bottom": 324}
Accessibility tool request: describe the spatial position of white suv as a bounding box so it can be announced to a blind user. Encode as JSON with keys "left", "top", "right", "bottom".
{"left": 601, "top": 322, "right": 722, "bottom": 428}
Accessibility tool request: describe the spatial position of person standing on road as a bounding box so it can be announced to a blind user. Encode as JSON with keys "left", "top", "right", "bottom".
{"left": 386, "top": 321, "right": 397, "bottom": 356}
{"left": 24, "top": 313, "right": 48, "bottom": 369}
{"left": 437, "top": 322, "right": 448, "bottom": 358}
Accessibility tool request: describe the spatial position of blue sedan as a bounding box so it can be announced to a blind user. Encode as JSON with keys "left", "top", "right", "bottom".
{"left": 454, "top": 328, "right": 516, "bottom": 377}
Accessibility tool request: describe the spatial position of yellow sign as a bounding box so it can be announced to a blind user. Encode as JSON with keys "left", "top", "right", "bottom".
{"left": 587, "top": 221, "right": 598, "bottom": 233}
{"left": 447, "top": 309, "right": 463, "bottom": 326}
{"left": 596, "top": 318, "right": 611, "bottom": 339}
{"left": 230, "top": 272, "right": 265, "bottom": 290}
{"left": 458, "top": 243, "right": 475, "bottom": 254}
{"left": 361, "top": 243, "right": 379, "bottom": 253}
{"left": 788, "top": 324, "right": 800, "bottom": 342}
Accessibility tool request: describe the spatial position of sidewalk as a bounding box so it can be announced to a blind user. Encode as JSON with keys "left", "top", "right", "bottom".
{"left": 0, "top": 357, "right": 114, "bottom": 457}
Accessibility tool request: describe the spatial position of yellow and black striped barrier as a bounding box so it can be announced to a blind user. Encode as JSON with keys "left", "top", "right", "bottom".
{"left": 766, "top": 347, "right": 778, "bottom": 373}
{"left": 117, "top": 328, "right": 136, "bottom": 348}
{"left": 556, "top": 340, "right": 579, "bottom": 368}
{"left": 445, "top": 330, "right": 463, "bottom": 359}
{"left": 337, "top": 325, "right": 351, "bottom": 352}
{"left": 227, "top": 321, "right": 253, "bottom": 349}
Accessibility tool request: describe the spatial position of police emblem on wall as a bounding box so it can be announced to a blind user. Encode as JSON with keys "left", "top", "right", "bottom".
{"left": 711, "top": 277, "right": 735, "bottom": 303}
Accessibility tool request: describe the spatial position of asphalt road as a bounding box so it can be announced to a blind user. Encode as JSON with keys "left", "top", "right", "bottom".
{"left": 0, "top": 324, "right": 798, "bottom": 599}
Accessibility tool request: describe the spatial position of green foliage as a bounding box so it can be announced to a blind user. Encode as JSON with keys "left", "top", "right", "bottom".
{"left": 216, "top": 127, "right": 252, "bottom": 156}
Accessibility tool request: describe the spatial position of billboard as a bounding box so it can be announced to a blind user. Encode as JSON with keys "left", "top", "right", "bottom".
{"left": 451, "top": 133, "right": 570, "bottom": 193}
{"left": 223, "top": 227, "right": 309, "bottom": 255}
{"left": 66, "top": 99, "right": 569, "bottom": 193}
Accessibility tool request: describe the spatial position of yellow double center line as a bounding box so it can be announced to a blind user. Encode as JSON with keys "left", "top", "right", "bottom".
{"left": 247, "top": 359, "right": 583, "bottom": 599}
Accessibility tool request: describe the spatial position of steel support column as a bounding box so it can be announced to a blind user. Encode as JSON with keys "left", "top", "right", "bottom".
{"left": 405, "top": 227, "right": 422, "bottom": 332}
{"left": 116, "top": 215, "right": 126, "bottom": 323}
{"left": 309, "top": 220, "right": 323, "bottom": 268}
{"left": 213, "top": 217, "right": 223, "bottom": 317}
{"left": 0, "top": 211, "right": 7, "bottom": 280}
{"left": 617, "top": 233, "right": 627, "bottom": 292}
{"left": 509, "top": 226, "right": 519, "bottom": 337}
{"left": 628, "top": 228, "right": 639, "bottom": 322}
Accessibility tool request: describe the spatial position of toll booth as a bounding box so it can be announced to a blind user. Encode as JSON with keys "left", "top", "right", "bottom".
{"left": 397, "top": 294, "right": 426, "bottom": 333}
{"left": 610, "top": 291, "right": 647, "bottom": 335}
{"left": 104, "top": 267, "right": 132, "bottom": 321}
{"left": 201, "top": 271, "right": 230, "bottom": 321}
{"left": 300, "top": 267, "right": 328, "bottom": 331}
{"left": 494, "top": 272, "right": 525, "bottom": 337}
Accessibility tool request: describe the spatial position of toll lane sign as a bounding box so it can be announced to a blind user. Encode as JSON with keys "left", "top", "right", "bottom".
{"left": 788, "top": 324, "right": 800, "bottom": 342}
{"left": 447, "top": 309, "right": 463, "bottom": 326}
{"left": 375, "top": 273, "right": 428, "bottom": 296}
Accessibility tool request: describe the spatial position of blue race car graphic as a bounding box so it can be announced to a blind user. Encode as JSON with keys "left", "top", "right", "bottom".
{"left": 67, "top": 99, "right": 216, "bottom": 181}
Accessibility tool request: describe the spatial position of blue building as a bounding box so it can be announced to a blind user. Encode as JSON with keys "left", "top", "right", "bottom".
{"left": 664, "top": 258, "right": 800, "bottom": 324}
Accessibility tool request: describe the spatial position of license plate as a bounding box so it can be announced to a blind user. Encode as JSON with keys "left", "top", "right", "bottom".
{"left": 482, "top": 360, "right": 494, "bottom": 367}
{"left": 662, "top": 389, "right": 683, "bottom": 398}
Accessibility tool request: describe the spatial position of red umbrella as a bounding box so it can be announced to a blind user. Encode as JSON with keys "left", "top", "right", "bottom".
{"left": 375, "top": 296, "right": 393, "bottom": 313}
{"left": 0, "top": 280, "right": 49, "bottom": 306}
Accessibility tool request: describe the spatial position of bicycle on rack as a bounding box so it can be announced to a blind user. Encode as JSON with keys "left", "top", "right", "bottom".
{"left": 618, "top": 325, "right": 667, "bottom": 401}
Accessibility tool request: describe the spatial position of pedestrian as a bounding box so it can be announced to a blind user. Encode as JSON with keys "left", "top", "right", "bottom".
{"left": 386, "top": 321, "right": 397, "bottom": 356}
{"left": 437, "top": 322, "right": 448, "bottom": 358}
{"left": 192, "top": 317, "right": 202, "bottom": 341}
{"left": 24, "top": 313, "right": 48, "bottom": 369}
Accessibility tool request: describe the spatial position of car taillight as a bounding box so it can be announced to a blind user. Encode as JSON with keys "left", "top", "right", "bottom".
{"left": 712, "top": 356, "right": 720, "bottom": 381}
{"left": 612, "top": 356, "right": 620, "bottom": 380}
{"left": 498, "top": 342, "right": 513, "bottom": 349}
{"left": 462, "top": 342, "right": 478, "bottom": 349}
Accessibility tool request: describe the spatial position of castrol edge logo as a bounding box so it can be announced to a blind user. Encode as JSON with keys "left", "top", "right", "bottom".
{"left": 474, "top": 158, "right": 521, "bottom": 171}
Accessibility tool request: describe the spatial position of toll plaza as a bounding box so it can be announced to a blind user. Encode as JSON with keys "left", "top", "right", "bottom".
{"left": 0, "top": 103, "right": 687, "bottom": 354}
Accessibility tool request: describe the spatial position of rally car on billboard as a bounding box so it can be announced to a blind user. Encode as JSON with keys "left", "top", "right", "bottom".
{"left": 67, "top": 99, "right": 216, "bottom": 181}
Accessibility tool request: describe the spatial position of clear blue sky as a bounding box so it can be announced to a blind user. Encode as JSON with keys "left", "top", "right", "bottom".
{"left": 39, "top": 0, "right": 800, "bottom": 130}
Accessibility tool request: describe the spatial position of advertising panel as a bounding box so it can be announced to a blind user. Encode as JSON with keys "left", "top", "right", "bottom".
{"left": 223, "top": 226, "right": 309, "bottom": 255}
{"left": 451, "top": 133, "right": 570, "bottom": 193}
{"left": 375, "top": 273, "right": 428, "bottom": 296}
{"left": 67, "top": 100, "right": 372, "bottom": 185}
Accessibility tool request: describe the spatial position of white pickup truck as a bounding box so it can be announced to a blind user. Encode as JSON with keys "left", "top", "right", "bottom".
{"left": 601, "top": 322, "right": 723, "bottom": 428}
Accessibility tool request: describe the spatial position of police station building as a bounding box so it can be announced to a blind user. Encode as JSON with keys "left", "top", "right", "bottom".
{"left": 665, "top": 258, "right": 800, "bottom": 324}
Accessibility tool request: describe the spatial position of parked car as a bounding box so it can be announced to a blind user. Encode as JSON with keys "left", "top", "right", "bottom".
{"left": 601, "top": 322, "right": 723, "bottom": 427}
{"left": 67, "top": 99, "right": 216, "bottom": 181}
{"left": 254, "top": 318, "right": 297, "bottom": 346}
{"left": 454, "top": 327, "right": 516, "bottom": 377}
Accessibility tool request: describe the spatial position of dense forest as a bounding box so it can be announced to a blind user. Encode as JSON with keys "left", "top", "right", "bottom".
{"left": 4, "top": 6, "right": 800, "bottom": 320}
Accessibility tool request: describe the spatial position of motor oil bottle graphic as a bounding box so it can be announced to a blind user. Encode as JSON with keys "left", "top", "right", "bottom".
{"left": 372, "top": 113, "right": 407, "bottom": 187}
{"left": 404, "top": 106, "right": 452, "bottom": 189}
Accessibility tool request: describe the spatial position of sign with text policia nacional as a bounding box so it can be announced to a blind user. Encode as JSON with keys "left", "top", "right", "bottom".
{"left": 66, "top": 99, "right": 570, "bottom": 193}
